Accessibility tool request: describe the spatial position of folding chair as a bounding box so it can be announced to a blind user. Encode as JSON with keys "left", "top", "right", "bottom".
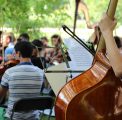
{"left": 10, "top": 96, "right": 54, "bottom": 120}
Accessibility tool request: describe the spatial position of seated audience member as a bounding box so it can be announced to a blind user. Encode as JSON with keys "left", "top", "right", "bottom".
{"left": 0, "top": 41, "right": 44, "bottom": 120}
{"left": 18, "top": 33, "right": 30, "bottom": 42}
{"left": 31, "top": 39, "right": 46, "bottom": 69}
{"left": 1, "top": 32, "right": 15, "bottom": 61}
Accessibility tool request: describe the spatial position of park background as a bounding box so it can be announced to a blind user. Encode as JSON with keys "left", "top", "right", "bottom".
{"left": 0, "top": 0, "right": 122, "bottom": 41}
{"left": 0, "top": 0, "right": 122, "bottom": 119}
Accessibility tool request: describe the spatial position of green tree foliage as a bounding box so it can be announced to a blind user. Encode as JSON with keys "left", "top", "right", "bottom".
{"left": 85, "top": 0, "right": 122, "bottom": 26}
{"left": 0, "top": 0, "right": 121, "bottom": 37}
{"left": 0, "top": 0, "right": 70, "bottom": 33}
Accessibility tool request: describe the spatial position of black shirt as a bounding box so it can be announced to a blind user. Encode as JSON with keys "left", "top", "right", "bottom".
{"left": 31, "top": 57, "right": 46, "bottom": 69}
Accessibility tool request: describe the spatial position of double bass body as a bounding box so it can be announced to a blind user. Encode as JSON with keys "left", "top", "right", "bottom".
{"left": 55, "top": 0, "right": 121, "bottom": 119}
{"left": 55, "top": 52, "right": 122, "bottom": 120}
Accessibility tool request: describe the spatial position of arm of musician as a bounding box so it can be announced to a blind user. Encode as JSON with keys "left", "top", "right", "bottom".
{"left": 45, "top": 48, "right": 54, "bottom": 62}
{"left": 0, "top": 86, "right": 8, "bottom": 98}
{"left": 50, "top": 56, "right": 59, "bottom": 63}
{"left": 0, "top": 71, "right": 9, "bottom": 98}
{"left": 50, "top": 51, "right": 63, "bottom": 63}
{"left": 99, "top": 14, "right": 122, "bottom": 78}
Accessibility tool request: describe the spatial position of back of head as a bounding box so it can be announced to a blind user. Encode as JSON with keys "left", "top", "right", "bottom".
{"left": 14, "top": 41, "right": 33, "bottom": 58}
{"left": 18, "top": 33, "right": 30, "bottom": 42}
{"left": 32, "top": 39, "right": 43, "bottom": 51}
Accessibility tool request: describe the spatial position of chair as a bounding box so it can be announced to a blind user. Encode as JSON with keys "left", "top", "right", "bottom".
{"left": 10, "top": 96, "right": 54, "bottom": 120}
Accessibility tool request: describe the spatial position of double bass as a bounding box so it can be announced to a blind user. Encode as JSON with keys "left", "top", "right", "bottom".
{"left": 55, "top": 0, "right": 122, "bottom": 120}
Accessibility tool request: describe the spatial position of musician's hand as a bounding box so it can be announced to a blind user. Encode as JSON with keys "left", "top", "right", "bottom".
{"left": 99, "top": 13, "right": 117, "bottom": 34}
{"left": 50, "top": 56, "right": 58, "bottom": 63}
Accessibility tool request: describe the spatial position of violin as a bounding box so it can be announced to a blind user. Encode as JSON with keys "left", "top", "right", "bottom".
{"left": 4, "top": 59, "right": 19, "bottom": 66}
{"left": 0, "top": 59, "right": 19, "bottom": 79}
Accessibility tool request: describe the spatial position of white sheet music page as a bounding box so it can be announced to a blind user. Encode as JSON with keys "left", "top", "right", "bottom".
{"left": 64, "top": 37, "right": 93, "bottom": 77}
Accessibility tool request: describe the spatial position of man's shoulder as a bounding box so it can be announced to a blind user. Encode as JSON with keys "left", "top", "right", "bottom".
{"left": 5, "top": 65, "right": 20, "bottom": 74}
{"left": 6, "top": 64, "right": 43, "bottom": 73}
{"left": 30, "top": 65, "right": 43, "bottom": 72}
{"left": 31, "top": 65, "right": 44, "bottom": 75}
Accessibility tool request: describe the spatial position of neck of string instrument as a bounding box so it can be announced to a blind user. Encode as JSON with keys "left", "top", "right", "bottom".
{"left": 96, "top": 0, "right": 118, "bottom": 53}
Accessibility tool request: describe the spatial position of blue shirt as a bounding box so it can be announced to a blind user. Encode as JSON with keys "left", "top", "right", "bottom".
{"left": 5, "top": 42, "right": 14, "bottom": 61}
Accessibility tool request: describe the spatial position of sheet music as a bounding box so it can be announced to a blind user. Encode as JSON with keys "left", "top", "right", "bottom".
{"left": 64, "top": 37, "right": 93, "bottom": 77}
{"left": 45, "top": 62, "right": 70, "bottom": 95}
{"left": 45, "top": 37, "right": 93, "bottom": 95}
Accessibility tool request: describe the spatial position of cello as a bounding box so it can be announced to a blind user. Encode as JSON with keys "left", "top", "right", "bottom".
{"left": 55, "top": 0, "right": 122, "bottom": 120}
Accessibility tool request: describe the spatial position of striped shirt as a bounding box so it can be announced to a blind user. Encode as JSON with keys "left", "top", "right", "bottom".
{"left": 1, "top": 62, "right": 44, "bottom": 120}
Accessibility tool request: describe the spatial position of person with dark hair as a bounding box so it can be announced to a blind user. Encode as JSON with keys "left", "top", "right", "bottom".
{"left": 31, "top": 39, "right": 46, "bottom": 69}
{"left": 0, "top": 41, "right": 44, "bottom": 120}
{"left": 18, "top": 33, "right": 30, "bottom": 42}
{"left": 32, "top": 39, "right": 43, "bottom": 51}
{"left": 14, "top": 41, "right": 33, "bottom": 58}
